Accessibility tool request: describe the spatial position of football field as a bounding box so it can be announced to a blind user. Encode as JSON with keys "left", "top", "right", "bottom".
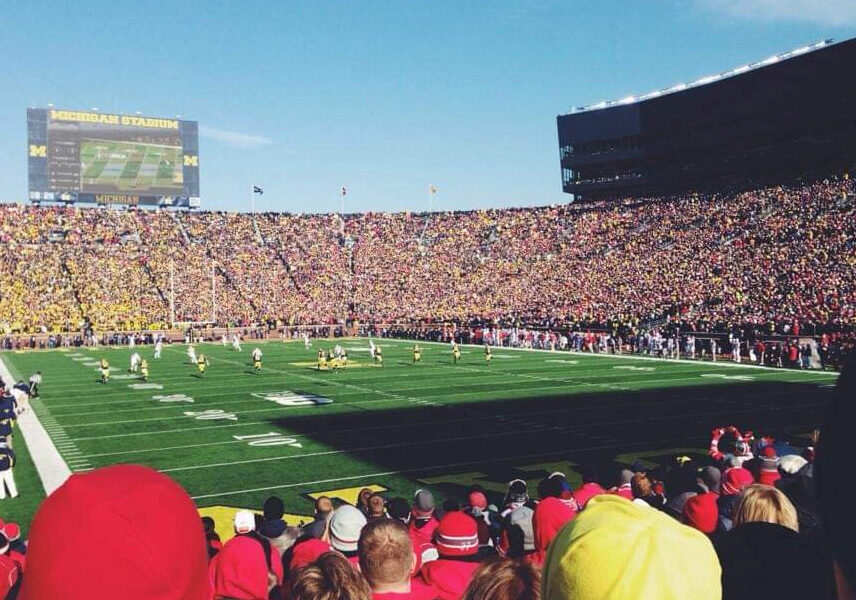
{"left": 0, "top": 339, "right": 837, "bottom": 538}
{"left": 79, "top": 139, "right": 182, "bottom": 193}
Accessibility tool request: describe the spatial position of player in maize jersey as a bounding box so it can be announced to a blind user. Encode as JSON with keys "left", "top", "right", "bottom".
{"left": 485, "top": 345, "right": 492, "bottom": 365}
{"left": 197, "top": 353, "right": 209, "bottom": 377}
{"left": 374, "top": 345, "right": 383, "bottom": 367}
{"left": 99, "top": 358, "right": 110, "bottom": 384}
{"left": 452, "top": 342, "right": 461, "bottom": 364}
{"left": 140, "top": 359, "right": 149, "bottom": 382}
{"left": 413, "top": 344, "right": 422, "bottom": 364}
{"left": 317, "top": 349, "right": 326, "bottom": 371}
{"left": 252, "top": 348, "right": 262, "bottom": 373}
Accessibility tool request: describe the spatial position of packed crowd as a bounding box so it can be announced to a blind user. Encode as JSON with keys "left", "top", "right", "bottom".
{"left": 2, "top": 353, "right": 854, "bottom": 600}
{"left": 0, "top": 176, "right": 854, "bottom": 342}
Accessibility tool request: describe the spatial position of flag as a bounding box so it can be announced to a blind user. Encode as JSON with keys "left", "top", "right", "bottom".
{"left": 341, "top": 186, "right": 347, "bottom": 196}
{"left": 430, "top": 185, "right": 437, "bottom": 195}
{"left": 253, "top": 186, "right": 263, "bottom": 195}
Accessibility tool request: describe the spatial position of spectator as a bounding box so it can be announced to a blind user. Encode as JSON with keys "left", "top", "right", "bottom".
{"left": 409, "top": 490, "right": 439, "bottom": 548}
{"left": 717, "top": 466, "right": 754, "bottom": 531}
{"left": 367, "top": 493, "right": 388, "bottom": 521}
{"left": 715, "top": 522, "right": 834, "bottom": 600}
{"left": 461, "top": 557, "right": 540, "bottom": 600}
{"left": 202, "top": 516, "right": 223, "bottom": 560}
{"left": 541, "top": 494, "right": 721, "bottom": 600}
{"left": 209, "top": 509, "right": 284, "bottom": 600}
{"left": 358, "top": 518, "right": 434, "bottom": 600}
{"left": 329, "top": 505, "right": 368, "bottom": 565}
{"left": 3, "top": 522, "right": 25, "bottom": 574}
{"left": 682, "top": 491, "right": 719, "bottom": 535}
{"left": 291, "top": 552, "right": 372, "bottom": 600}
{"left": 19, "top": 465, "right": 211, "bottom": 599}
{"left": 419, "top": 512, "right": 482, "bottom": 600}
{"left": 498, "top": 479, "right": 535, "bottom": 559}
{"left": 530, "top": 496, "right": 575, "bottom": 567}
{"left": 732, "top": 483, "right": 799, "bottom": 531}
{"left": 0, "top": 532, "right": 20, "bottom": 599}
{"left": 816, "top": 351, "right": 856, "bottom": 600}
{"left": 630, "top": 473, "right": 663, "bottom": 509}
{"left": 609, "top": 469, "right": 633, "bottom": 500}
{"left": 260, "top": 495, "right": 300, "bottom": 555}
{"left": 572, "top": 465, "right": 605, "bottom": 509}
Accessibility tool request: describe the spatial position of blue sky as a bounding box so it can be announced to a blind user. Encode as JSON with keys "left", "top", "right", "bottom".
{"left": 1, "top": 1, "right": 854, "bottom": 214}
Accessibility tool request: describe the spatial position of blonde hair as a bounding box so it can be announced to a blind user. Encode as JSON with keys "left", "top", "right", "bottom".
{"left": 733, "top": 484, "right": 799, "bottom": 532}
{"left": 358, "top": 518, "right": 413, "bottom": 587}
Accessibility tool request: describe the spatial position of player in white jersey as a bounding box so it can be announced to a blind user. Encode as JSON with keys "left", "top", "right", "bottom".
{"left": 304, "top": 332, "right": 311, "bottom": 350}
{"left": 187, "top": 344, "right": 197, "bottom": 364}
{"left": 369, "top": 338, "right": 376, "bottom": 359}
{"left": 128, "top": 334, "right": 135, "bottom": 349}
{"left": 154, "top": 338, "right": 163, "bottom": 359}
{"left": 334, "top": 344, "right": 343, "bottom": 358}
{"left": 731, "top": 336, "right": 741, "bottom": 363}
{"left": 129, "top": 352, "right": 141, "bottom": 373}
{"left": 222, "top": 334, "right": 229, "bottom": 347}
{"left": 232, "top": 334, "right": 242, "bottom": 352}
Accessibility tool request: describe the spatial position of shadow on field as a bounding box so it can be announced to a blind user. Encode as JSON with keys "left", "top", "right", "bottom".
{"left": 268, "top": 378, "right": 833, "bottom": 505}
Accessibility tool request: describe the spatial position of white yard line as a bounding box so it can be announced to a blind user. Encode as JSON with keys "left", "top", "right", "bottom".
{"left": 0, "top": 356, "right": 72, "bottom": 495}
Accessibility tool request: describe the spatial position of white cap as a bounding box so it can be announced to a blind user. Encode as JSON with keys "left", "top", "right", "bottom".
{"left": 234, "top": 510, "right": 256, "bottom": 534}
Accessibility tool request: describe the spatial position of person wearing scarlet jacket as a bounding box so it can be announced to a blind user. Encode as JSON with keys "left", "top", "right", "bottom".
{"left": 529, "top": 496, "right": 576, "bottom": 567}
{"left": 753, "top": 446, "right": 782, "bottom": 487}
{"left": 0, "top": 532, "right": 20, "bottom": 600}
{"left": 609, "top": 469, "right": 634, "bottom": 500}
{"left": 20, "top": 464, "right": 212, "bottom": 600}
{"left": 3, "top": 522, "right": 25, "bottom": 573}
{"left": 359, "top": 519, "right": 436, "bottom": 600}
{"left": 409, "top": 490, "right": 440, "bottom": 549}
{"left": 209, "top": 510, "right": 284, "bottom": 600}
{"left": 572, "top": 465, "right": 605, "bottom": 509}
{"left": 419, "top": 512, "right": 483, "bottom": 600}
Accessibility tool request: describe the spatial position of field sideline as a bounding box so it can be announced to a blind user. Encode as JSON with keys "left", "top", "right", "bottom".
{"left": 1, "top": 338, "right": 836, "bottom": 538}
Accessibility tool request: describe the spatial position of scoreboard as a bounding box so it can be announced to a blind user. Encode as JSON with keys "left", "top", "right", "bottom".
{"left": 27, "top": 108, "right": 200, "bottom": 207}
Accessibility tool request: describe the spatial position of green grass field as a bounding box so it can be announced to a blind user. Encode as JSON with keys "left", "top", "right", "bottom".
{"left": 1, "top": 339, "right": 837, "bottom": 539}
{"left": 79, "top": 139, "right": 182, "bottom": 193}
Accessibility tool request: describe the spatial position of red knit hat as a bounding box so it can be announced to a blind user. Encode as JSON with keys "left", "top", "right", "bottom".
{"left": 683, "top": 492, "right": 719, "bottom": 534}
{"left": 290, "top": 538, "right": 332, "bottom": 571}
{"left": 20, "top": 465, "right": 212, "bottom": 600}
{"left": 721, "top": 467, "right": 754, "bottom": 496}
{"left": 2, "top": 523, "right": 19, "bottom": 542}
{"left": 468, "top": 491, "right": 488, "bottom": 510}
{"left": 435, "top": 512, "right": 479, "bottom": 557}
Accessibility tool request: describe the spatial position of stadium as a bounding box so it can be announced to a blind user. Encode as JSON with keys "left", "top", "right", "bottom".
{"left": 1, "top": 9, "right": 855, "bottom": 600}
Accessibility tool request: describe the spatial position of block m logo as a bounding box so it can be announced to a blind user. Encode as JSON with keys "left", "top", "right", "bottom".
{"left": 29, "top": 145, "right": 46, "bottom": 157}
{"left": 183, "top": 155, "right": 198, "bottom": 167}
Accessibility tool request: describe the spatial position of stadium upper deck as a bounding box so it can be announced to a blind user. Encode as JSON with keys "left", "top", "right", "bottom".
{"left": 557, "top": 37, "right": 856, "bottom": 200}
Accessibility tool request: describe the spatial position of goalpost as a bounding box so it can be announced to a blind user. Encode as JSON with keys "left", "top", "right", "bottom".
{"left": 168, "top": 258, "right": 218, "bottom": 330}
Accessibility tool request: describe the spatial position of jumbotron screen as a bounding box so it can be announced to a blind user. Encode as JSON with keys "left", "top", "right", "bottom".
{"left": 27, "top": 108, "right": 200, "bottom": 207}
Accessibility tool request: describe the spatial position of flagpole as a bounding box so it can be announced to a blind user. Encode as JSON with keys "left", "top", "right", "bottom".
{"left": 428, "top": 184, "right": 432, "bottom": 212}
{"left": 251, "top": 184, "right": 254, "bottom": 215}
{"left": 340, "top": 187, "right": 345, "bottom": 214}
